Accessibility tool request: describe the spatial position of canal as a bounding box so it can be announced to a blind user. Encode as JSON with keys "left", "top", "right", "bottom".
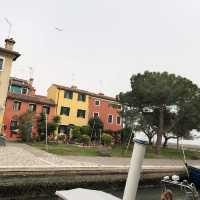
{"left": 0, "top": 186, "right": 184, "bottom": 199}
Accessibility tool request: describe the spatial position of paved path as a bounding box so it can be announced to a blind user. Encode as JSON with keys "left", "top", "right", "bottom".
{"left": 0, "top": 142, "right": 199, "bottom": 170}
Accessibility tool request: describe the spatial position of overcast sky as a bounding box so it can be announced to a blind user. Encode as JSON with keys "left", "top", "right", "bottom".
{"left": 1, "top": 0, "right": 200, "bottom": 97}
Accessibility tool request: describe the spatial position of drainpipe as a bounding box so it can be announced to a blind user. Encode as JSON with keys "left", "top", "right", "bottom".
{"left": 123, "top": 137, "right": 148, "bottom": 200}
{"left": 55, "top": 88, "right": 60, "bottom": 135}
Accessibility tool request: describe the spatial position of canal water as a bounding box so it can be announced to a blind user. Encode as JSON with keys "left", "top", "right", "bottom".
{"left": 1, "top": 186, "right": 185, "bottom": 199}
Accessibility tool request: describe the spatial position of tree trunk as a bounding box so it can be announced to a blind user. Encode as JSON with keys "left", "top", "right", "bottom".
{"left": 148, "top": 136, "right": 153, "bottom": 145}
{"left": 163, "top": 136, "right": 168, "bottom": 148}
{"left": 156, "top": 106, "right": 164, "bottom": 154}
{"left": 176, "top": 137, "right": 179, "bottom": 150}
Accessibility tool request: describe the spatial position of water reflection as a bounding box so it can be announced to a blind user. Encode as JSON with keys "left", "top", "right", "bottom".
{"left": 1, "top": 186, "right": 185, "bottom": 200}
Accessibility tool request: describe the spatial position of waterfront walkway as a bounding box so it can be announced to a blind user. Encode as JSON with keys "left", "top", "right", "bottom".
{"left": 0, "top": 142, "right": 199, "bottom": 171}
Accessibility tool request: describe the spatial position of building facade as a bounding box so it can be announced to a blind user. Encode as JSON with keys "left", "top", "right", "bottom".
{"left": 3, "top": 78, "right": 55, "bottom": 140}
{"left": 88, "top": 95, "right": 122, "bottom": 132}
{"left": 48, "top": 84, "right": 122, "bottom": 133}
{"left": 0, "top": 39, "right": 20, "bottom": 133}
{"left": 48, "top": 85, "right": 90, "bottom": 133}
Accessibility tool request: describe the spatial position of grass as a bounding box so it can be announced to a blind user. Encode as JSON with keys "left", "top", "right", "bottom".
{"left": 31, "top": 143, "right": 200, "bottom": 160}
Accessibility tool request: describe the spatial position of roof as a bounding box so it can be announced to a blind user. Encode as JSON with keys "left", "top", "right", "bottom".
{"left": 52, "top": 84, "right": 118, "bottom": 102}
{"left": 7, "top": 93, "right": 55, "bottom": 106}
{"left": 0, "top": 47, "right": 20, "bottom": 61}
{"left": 9, "top": 77, "right": 35, "bottom": 90}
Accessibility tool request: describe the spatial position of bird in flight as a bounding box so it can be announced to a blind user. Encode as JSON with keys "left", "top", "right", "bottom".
{"left": 55, "top": 27, "right": 63, "bottom": 31}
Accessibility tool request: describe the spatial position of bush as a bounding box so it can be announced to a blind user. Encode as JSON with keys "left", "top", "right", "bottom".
{"left": 57, "top": 134, "right": 65, "bottom": 143}
{"left": 72, "top": 126, "right": 81, "bottom": 142}
{"left": 81, "top": 134, "right": 91, "bottom": 145}
{"left": 80, "top": 126, "right": 91, "bottom": 136}
{"left": 101, "top": 133, "right": 112, "bottom": 146}
{"left": 104, "top": 129, "right": 115, "bottom": 135}
{"left": 18, "top": 112, "right": 34, "bottom": 142}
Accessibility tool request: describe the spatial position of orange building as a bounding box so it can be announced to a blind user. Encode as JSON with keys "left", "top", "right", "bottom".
{"left": 3, "top": 77, "right": 55, "bottom": 141}
{"left": 88, "top": 93, "right": 122, "bottom": 132}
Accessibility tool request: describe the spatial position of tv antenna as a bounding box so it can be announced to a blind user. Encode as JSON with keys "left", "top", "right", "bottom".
{"left": 4, "top": 17, "right": 12, "bottom": 38}
{"left": 29, "top": 67, "right": 34, "bottom": 79}
{"left": 98, "top": 80, "right": 103, "bottom": 93}
{"left": 71, "top": 73, "right": 76, "bottom": 85}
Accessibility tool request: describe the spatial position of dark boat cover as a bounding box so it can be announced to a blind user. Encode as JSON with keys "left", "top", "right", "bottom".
{"left": 187, "top": 165, "right": 200, "bottom": 188}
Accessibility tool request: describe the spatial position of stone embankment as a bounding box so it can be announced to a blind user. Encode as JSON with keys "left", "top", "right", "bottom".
{"left": 0, "top": 142, "right": 199, "bottom": 193}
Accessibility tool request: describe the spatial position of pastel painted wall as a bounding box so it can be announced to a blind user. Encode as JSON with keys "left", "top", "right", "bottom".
{"left": 88, "top": 96, "right": 122, "bottom": 132}
{"left": 0, "top": 53, "right": 14, "bottom": 131}
{"left": 3, "top": 98, "right": 55, "bottom": 140}
{"left": 48, "top": 86, "right": 89, "bottom": 127}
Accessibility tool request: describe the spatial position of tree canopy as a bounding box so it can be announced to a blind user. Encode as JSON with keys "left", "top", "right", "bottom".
{"left": 119, "top": 71, "right": 200, "bottom": 154}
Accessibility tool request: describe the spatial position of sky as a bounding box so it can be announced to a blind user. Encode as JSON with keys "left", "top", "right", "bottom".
{"left": 1, "top": 0, "right": 200, "bottom": 97}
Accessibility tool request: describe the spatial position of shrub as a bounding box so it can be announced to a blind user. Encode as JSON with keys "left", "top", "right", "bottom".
{"left": 18, "top": 112, "right": 34, "bottom": 142}
{"left": 101, "top": 133, "right": 112, "bottom": 146}
{"left": 72, "top": 126, "right": 81, "bottom": 142}
{"left": 104, "top": 129, "right": 114, "bottom": 135}
{"left": 57, "top": 134, "right": 65, "bottom": 141}
{"left": 81, "top": 134, "right": 91, "bottom": 145}
{"left": 80, "top": 126, "right": 91, "bottom": 136}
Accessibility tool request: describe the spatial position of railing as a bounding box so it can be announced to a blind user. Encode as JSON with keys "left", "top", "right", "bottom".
{"left": 161, "top": 176, "right": 199, "bottom": 200}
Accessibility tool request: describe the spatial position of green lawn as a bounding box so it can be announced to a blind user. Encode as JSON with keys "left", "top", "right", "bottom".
{"left": 31, "top": 143, "right": 200, "bottom": 160}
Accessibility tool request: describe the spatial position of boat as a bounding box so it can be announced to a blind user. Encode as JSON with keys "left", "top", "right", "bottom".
{"left": 186, "top": 164, "right": 200, "bottom": 189}
{"left": 55, "top": 137, "right": 200, "bottom": 200}
{"left": 56, "top": 188, "right": 121, "bottom": 200}
{"left": 161, "top": 175, "right": 199, "bottom": 200}
{"left": 181, "top": 139, "right": 200, "bottom": 189}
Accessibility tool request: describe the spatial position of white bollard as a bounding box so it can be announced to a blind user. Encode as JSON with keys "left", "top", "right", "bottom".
{"left": 123, "top": 138, "right": 148, "bottom": 200}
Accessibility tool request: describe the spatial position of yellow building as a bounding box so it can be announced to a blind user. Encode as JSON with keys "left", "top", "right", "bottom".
{"left": 0, "top": 39, "right": 20, "bottom": 133}
{"left": 47, "top": 84, "right": 89, "bottom": 133}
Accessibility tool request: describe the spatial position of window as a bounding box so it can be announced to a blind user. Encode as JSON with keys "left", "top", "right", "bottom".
{"left": 9, "top": 85, "right": 29, "bottom": 94}
{"left": 28, "top": 104, "right": 36, "bottom": 112}
{"left": 93, "top": 112, "right": 99, "bottom": 118}
{"left": 64, "top": 90, "right": 73, "bottom": 99}
{"left": 95, "top": 99, "right": 100, "bottom": 106}
{"left": 42, "top": 106, "right": 50, "bottom": 114}
{"left": 108, "top": 115, "right": 113, "bottom": 123}
{"left": 117, "top": 116, "right": 121, "bottom": 125}
{"left": 13, "top": 101, "right": 21, "bottom": 111}
{"left": 0, "top": 58, "right": 4, "bottom": 71}
{"left": 22, "top": 88, "right": 28, "bottom": 94}
{"left": 10, "top": 85, "right": 22, "bottom": 94}
{"left": 116, "top": 105, "right": 122, "bottom": 110}
{"left": 10, "top": 120, "right": 18, "bottom": 131}
{"left": 58, "top": 125, "right": 69, "bottom": 134}
{"left": 78, "top": 94, "right": 86, "bottom": 102}
{"left": 77, "top": 109, "right": 86, "bottom": 118}
{"left": 60, "top": 107, "right": 70, "bottom": 116}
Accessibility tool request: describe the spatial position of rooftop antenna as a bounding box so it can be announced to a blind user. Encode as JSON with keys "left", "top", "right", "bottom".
{"left": 29, "top": 67, "right": 34, "bottom": 79}
{"left": 71, "top": 73, "right": 76, "bottom": 86}
{"left": 4, "top": 17, "right": 12, "bottom": 38}
{"left": 98, "top": 80, "right": 103, "bottom": 93}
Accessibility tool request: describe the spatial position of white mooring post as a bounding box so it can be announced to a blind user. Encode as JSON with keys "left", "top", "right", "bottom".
{"left": 123, "top": 138, "right": 148, "bottom": 200}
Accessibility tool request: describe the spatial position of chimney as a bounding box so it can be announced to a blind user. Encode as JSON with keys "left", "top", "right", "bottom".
{"left": 5, "top": 38, "right": 15, "bottom": 50}
{"left": 29, "top": 78, "right": 34, "bottom": 85}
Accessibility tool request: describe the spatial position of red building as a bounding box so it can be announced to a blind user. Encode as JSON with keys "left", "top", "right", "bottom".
{"left": 3, "top": 78, "right": 55, "bottom": 141}
{"left": 88, "top": 94, "right": 122, "bottom": 132}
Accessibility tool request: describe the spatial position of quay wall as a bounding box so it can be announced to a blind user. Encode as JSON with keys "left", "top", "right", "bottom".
{"left": 0, "top": 166, "right": 186, "bottom": 198}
